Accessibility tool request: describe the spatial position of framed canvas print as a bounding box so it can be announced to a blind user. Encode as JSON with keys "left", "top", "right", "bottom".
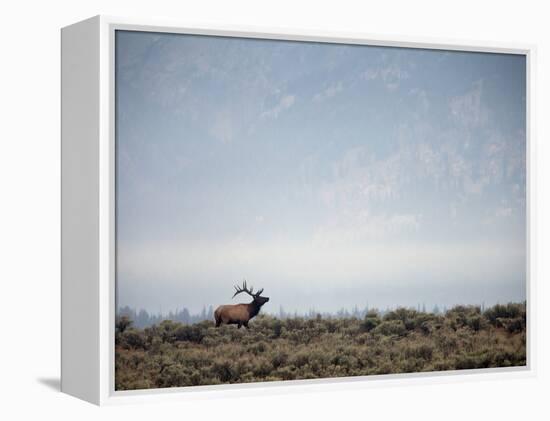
{"left": 61, "top": 16, "right": 535, "bottom": 405}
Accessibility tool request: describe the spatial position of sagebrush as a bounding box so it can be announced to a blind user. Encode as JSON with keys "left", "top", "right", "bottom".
{"left": 115, "top": 302, "right": 526, "bottom": 390}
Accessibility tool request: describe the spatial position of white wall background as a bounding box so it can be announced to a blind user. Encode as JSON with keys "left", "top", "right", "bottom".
{"left": 0, "top": 0, "right": 547, "bottom": 419}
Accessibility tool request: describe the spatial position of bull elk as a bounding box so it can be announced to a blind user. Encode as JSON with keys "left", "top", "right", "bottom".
{"left": 214, "top": 281, "right": 269, "bottom": 328}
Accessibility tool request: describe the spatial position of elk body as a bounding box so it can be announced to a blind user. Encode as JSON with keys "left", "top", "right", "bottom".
{"left": 214, "top": 281, "right": 269, "bottom": 328}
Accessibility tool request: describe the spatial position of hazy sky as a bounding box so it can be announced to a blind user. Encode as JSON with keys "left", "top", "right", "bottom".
{"left": 115, "top": 30, "right": 526, "bottom": 314}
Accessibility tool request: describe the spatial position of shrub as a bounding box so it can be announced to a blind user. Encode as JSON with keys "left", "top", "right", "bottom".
{"left": 484, "top": 303, "right": 525, "bottom": 326}
{"left": 271, "top": 351, "right": 289, "bottom": 368}
{"left": 174, "top": 324, "right": 206, "bottom": 343}
{"left": 465, "top": 315, "right": 484, "bottom": 332}
{"left": 361, "top": 313, "right": 381, "bottom": 332}
{"left": 405, "top": 343, "right": 434, "bottom": 361}
{"left": 121, "top": 329, "right": 147, "bottom": 350}
{"left": 373, "top": 320, "right": 407, "bottom": 336}
{"left": 116, "top": 316, "right": 133, "bottom": 333}
{"left": 272, "top": 319, "right": 283, "bottom": 338}
{"left": 499, "top": 317, "right": 525, "bottom": 333}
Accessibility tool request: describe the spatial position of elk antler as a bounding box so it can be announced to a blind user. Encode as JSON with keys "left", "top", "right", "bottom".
{"left": 232, "top": 280, "right": 263, "bottom": 298}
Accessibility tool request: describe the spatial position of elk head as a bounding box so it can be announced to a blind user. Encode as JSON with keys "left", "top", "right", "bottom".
{"left": 232, "top": 280, "right": 270, "bottom": 307}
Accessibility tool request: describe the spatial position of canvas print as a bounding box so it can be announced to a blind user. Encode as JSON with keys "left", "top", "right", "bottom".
{"left": 114, "top": 30, "right": 527, "bottom": 391}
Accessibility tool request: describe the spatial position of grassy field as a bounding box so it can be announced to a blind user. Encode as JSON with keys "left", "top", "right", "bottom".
{"left": 115, "top": 302, "right": 526, "bottom": 390}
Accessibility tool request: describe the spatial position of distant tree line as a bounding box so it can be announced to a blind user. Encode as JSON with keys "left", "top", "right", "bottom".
{"left": 118, "top": 302, "right": 487, "bottom": 328}
{"left": 118, "top": 305, "right": 215, "bottom": 328}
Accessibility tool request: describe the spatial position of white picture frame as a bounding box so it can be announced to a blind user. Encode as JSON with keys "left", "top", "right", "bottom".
{"left": 61, "top": 15, "right": 536, "bottom": 405}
